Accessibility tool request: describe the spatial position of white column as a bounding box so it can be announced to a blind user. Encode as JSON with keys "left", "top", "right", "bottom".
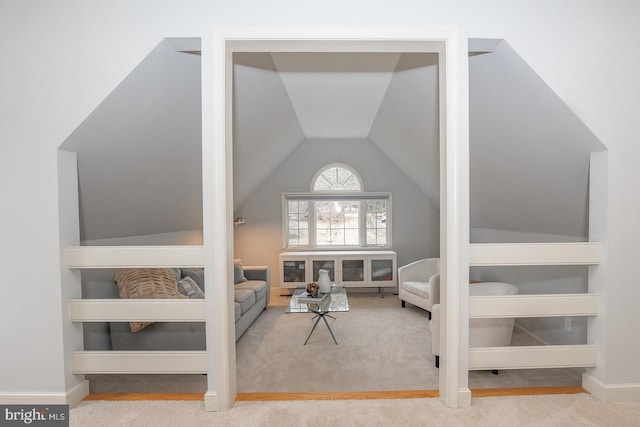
{"left": 439, "top": 28, "right": 471, "bottom": 408}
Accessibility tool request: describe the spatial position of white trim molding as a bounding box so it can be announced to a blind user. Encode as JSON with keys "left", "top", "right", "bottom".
{"left": 212, "top": 26, "right": 466, "bottom": 411}
{"left": 469, "top": 242, "right": 601, "bottom": 266}
{"left": 67, "top": 245, "right": 204, "bottom": 268}
{"left": 582, "top": 373, "right": 640, "bottom": 402}
{"left": 69, "top": 299, "right": 206, "bottom": 322}
{"left": 469, "top": 345, "right": 597, "bottom": 370}
{"left": 71, "top": 351, "right": 207, "bottom": 374}
{"left": 0, "top": 381, "right": 89, "bottom": 406}
{"left": 469, "top": 294, "right": 599, "bottom": 318}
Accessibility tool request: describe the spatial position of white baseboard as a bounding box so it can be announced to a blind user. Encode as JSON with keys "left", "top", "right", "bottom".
{"left": 67, "top": 380, "right": 90, "bottom": 406}
{"left": 204, "top": 391, "right": 234, "bottom": 412}
{"left": 458, "top": 388, "right": 472, "bottom": 407}
{"left": 0, "top": 380, "right": 89, "bottom": 406}
{"left": 583, "top": 373, "right": 640, "bottom": 402}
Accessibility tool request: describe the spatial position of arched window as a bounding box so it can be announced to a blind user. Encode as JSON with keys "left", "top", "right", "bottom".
{"left": 284, "top": 164, "right": 390, "bottom": 248}
{"left": 312, "top": 164, "right": 362, "bottom": 192}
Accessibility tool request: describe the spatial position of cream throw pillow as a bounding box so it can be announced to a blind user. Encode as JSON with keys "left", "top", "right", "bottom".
{"left": 114, "top": 268, "right": 187, "bottom": 332}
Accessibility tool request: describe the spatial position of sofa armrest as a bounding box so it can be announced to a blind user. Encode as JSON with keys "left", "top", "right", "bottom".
{"left": 242, "top": 266, "right": 270, "bottom": 304}
{"left": 243, "top": 266, "right": 270, "bottom": 282}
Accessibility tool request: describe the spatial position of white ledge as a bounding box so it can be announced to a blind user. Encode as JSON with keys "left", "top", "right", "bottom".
{"left": 469, "top": 242, "right": 601, "bottom": 266}
{"left": 67, "top": 245, "right": 204, "bottom": 269}
{"left": 69, "top": 299, "right": 206, "bottom": 322}
{"left": 469, "top": 293, "right": 599, "bottom": 318}
{"left": 469, "top": 345, "right": 597, "bottom": 370}
{"left": 71, "top": 351, "right": 207, "bottom": 374}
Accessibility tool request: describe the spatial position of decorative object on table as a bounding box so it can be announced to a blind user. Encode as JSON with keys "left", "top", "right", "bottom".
{"left": 317, "top": 269, "right": 331, "bottom": 293}
{"left": 306, "top": 282, "right": 319, "bottom": 297}
{"left": 297, "top": 291, "right": 329, "bottom": 305}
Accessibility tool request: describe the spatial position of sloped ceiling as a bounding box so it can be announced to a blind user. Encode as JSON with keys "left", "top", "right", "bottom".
{"left": 271, "top": 52, "right": 401, "bottom": 139}
{"left": 233, "top": 52, "right": 439, "bottom": 208}
{"left": 233, "top": 53, "right": 305, "bottom": 208}
{"left": 469, "top": 41, "right": 605, "bottom": 238}
{"left": 64, "top": 37, "right": 605, "bottom": 242}
{"left": 61, "top": 39, "right": 203, "bottom": 241}
{"left": 368, "top": 53, "right": 440, "bottom": 204}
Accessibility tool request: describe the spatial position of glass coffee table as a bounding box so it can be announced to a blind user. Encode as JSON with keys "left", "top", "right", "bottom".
{"left": 285, "top": 284, "right": 349, "bottom": 345}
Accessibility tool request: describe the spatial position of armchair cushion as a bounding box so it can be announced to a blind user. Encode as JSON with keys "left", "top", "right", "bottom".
{"left": 402, "top": 281, "right": 431, "bottom": 299}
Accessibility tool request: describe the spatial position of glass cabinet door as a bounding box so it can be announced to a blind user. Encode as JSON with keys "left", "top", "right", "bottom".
{"left": 312, "top": 259, "right": 336, "bottom": 282}
{"left": 370, "top": 258, "right": 394, "bottom": 283}
{"left": 341, "top": 259, "right": 365, "bottom": 283}
{"left": 282, "top": 260, "right": 307, "bottom": 284}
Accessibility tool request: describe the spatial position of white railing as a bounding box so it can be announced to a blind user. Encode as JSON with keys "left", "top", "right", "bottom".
{"left": 69, "top": 299, "right": 206, "bottom": 322}
{"left": 68, "top": 245, "right": 205, "bottom": 374}
{"left": 67, "top": 245, "right": 204, "bottom": 268}
{"left": 69, "top": 243, "right": 602, "bottom": 374}
{"left": 71, "top": 351, "right": 207, "bottom": 374}
{"left": 469, "top": 242, "right": 601, "bottom": 266}
{"left": 467, "top": 242, "right": 600, "bottom": 371}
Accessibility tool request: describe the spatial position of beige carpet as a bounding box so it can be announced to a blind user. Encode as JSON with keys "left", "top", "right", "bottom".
{"left": 88, "top": 292, "right": 581, "bottom": 393}
{"left": 236, "top": 292, "right": 437, "bottom": 392}
{"left": 237, "top": 292, "right": 581, "bottom": 392}
{"left": 71, "top": 394, "right": 640, "bottom": 427}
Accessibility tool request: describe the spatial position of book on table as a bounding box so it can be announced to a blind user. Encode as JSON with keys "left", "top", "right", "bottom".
{"left": 296, "top": 291, "right": 329, "bottom": 305}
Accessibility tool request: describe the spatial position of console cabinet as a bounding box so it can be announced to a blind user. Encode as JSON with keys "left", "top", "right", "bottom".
{"left": 279, "top": 250, "right": 397, "bottom": 289}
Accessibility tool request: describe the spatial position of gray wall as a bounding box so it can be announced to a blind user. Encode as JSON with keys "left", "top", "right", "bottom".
{"left": 233, "top": 138, "right": 440, "bottom": 287}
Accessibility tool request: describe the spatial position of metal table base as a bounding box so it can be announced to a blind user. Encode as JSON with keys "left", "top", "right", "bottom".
{"left": 305, "top": 313, "right": 338, "bottom": 345}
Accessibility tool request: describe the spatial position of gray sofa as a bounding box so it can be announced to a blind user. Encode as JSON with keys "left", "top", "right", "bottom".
{"left": 82, "top": 266, "right": 270, "bottom": 351}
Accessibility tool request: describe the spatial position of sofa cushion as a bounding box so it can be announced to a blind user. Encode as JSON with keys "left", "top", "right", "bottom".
{"left": 235, "top": 302, "right": 242, "bottom": 323}
{"left": 234, "top": 288, "right": 255, "bottom": 314}
{"left": 234, "top": 280, "right": 267, "bottom": 302}
{"left": 234, "top": 259, "right": 247, "bottom": 284}
{"left": 402, "top": 281, "right": 430, "bottom": 299}
{"left": 181, "top": 268, "right": 205, "bottom": 291}
{"left": 177, "top": 276, "right": 205, "bottom": 299}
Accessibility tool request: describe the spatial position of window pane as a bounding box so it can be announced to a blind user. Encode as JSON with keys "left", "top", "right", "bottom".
{"left": 345, "top": 228, "right": 359, "bottom": 245}
{"left": 287, "top": 201, "right": 309, "bottom": 246}
{"left": 298, "top": 229, "right": 309, "bottom": 244}
{"left": 313, "top": 165, "right": 361, "bottom": 191}
{"left": 315, "top": 200, "right": 359, "bottom": 246}
{"left": 343, "top": 174, "right": 360, "bottom": 191}
{"left": 331, "top": 229, "right": 344, "bottom": 245}
{"left": 365, "top": 200, "right": 388, "bottom": 246}
{"left": 316, "top": 228, "right": 331, "bottom": 246}
{"left": 314, "top": 176, "right": 333, "bottom": 191}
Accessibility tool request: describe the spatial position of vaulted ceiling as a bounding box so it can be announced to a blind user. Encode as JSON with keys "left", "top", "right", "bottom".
{"left": 62, "top": 37, "right": 604, "bottom": 242}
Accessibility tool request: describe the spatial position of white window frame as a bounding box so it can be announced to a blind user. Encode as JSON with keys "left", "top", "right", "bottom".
{"left": 282, "top": 192, "right": 392, "bottom": 249}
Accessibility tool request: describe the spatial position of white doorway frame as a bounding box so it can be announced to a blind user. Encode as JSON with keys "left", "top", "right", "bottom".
{"left": 202, "top": 27, "right": 470, "bottom": 411}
